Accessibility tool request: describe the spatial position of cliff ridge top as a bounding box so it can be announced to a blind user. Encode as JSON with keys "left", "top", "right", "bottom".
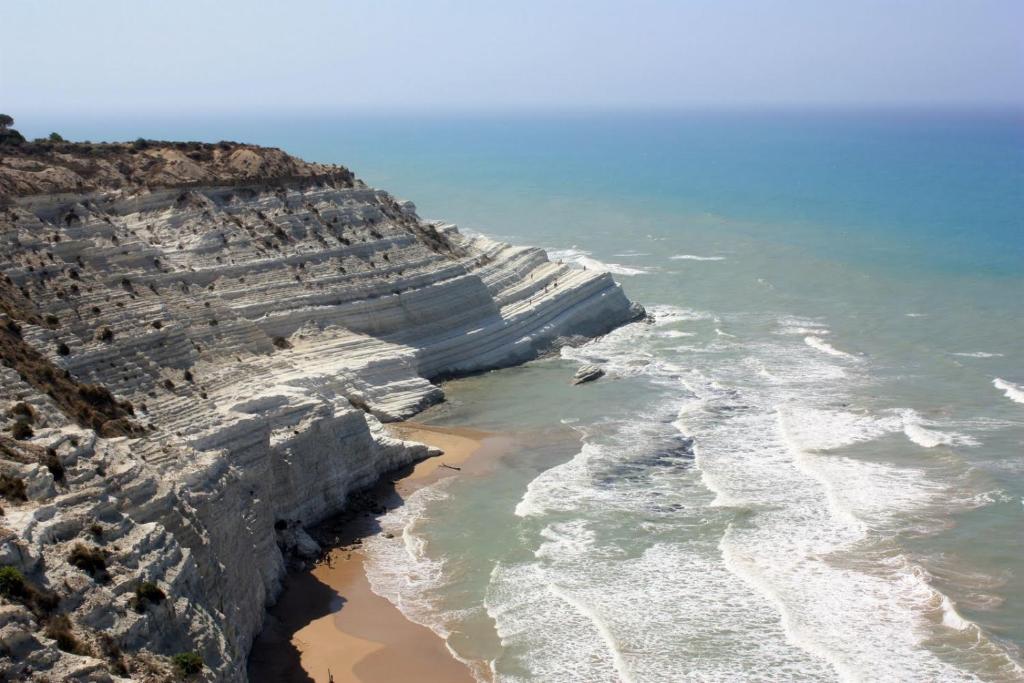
{"left": 0, "top": 138, "right": 356, "bottom": 198}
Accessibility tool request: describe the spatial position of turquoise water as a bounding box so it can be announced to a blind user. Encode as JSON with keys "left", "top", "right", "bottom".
{"left": 44, "top": 112, "right": 1024, "bottom": 680}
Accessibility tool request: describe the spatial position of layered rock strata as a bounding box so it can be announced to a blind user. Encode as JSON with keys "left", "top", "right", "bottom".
{"left": 0, "top": 141, "right": 639, "bottom": 680}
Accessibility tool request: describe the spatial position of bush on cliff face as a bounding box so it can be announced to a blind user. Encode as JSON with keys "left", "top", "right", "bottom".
{"left": 0, "top": 565, "right": 26, "bottom": 598}
{"left": 11, "top": 421, "right": 34, "bottom": 440}
{"left": 172, "top": 651, "right": 204, "bottom": 677}
{"left": 67, "top": 543, "right": 109, "bottom": 582}
{"left": 10, "top": 401, "right": 35, "bottom": 423}
{"left": 129, "top": 580, "right": 167, "bottom": 612}
{"left": 43, "top": 449, "right": 65, "bottom": 482}
{"left": 44, "top": 614, "right": 88, "bottom": 654}
{"left": 0, "top": 473, "right": 28, "bottom": 501}
{"left": 0, "top": 564, "right": 58, "bottom": 616}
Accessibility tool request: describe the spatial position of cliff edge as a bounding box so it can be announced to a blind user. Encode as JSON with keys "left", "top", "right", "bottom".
{"left": 0, "top": 140, "right": 641, "bottom": 680}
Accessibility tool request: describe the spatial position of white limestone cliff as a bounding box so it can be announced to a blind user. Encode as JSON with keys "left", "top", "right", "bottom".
{"left": 0, "top": 142, "right": 641, "bottom": 680}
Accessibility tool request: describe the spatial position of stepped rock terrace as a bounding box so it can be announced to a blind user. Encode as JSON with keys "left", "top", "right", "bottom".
{"left": 0, "top": 141, "right": 640, "bottom": 680}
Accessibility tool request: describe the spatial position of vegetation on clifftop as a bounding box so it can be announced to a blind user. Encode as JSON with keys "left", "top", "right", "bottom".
{"left": 0, "top": 114, "right": 357, "bottom": 198}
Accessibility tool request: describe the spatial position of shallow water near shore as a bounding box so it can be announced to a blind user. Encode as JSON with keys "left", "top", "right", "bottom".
{"left": 53, "top": 111, "right": 1024, "bottom": 680}
{"left": 348, "top": 113, "right": 1024, "bottom": 681}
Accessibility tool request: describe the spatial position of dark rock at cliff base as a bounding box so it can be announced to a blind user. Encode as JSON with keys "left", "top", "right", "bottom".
{"left": 573, "top": 365, "right": 605, "bottom": 385}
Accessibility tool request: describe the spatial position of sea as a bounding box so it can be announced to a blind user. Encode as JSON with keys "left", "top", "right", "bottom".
{"left": 35, "top": 110, "right": 1024, "bottom": 681}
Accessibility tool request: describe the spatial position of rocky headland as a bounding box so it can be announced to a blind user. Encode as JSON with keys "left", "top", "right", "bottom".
{"left": 0, "top": 137, "right": 640, "bottom": 680}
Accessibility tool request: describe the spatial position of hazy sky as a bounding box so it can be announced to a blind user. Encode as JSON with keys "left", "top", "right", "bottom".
{"left": 3, "top": 0, "right": 1023, "bottom": 116}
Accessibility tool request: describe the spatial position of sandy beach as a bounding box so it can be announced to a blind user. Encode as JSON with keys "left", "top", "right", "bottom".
{"left": 249, "top": 422, "right": 500, "bottom": 683}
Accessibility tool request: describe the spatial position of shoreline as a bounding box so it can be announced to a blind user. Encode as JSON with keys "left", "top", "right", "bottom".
{"left": 250, "top": 421, "right": 502, "bottom": 683}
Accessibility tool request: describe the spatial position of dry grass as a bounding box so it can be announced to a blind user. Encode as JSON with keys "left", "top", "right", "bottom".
{"left": 67, "top": 543, "right": 110, "bottom": 583}
{"left": 0, "top": 288, "right": 143, "bottom": 436}
{"left": 44, "top": 614, "right": 89, "bottom": 655}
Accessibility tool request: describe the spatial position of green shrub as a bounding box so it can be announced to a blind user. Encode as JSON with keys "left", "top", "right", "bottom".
{"left": 0, "top": 566, "right": 26, "bottom": 598}
{"left": 172, "top": 651, "right": 203, "bottom": 676}
{"left": 57, "top": 341, "right": 71, "bottom": 356}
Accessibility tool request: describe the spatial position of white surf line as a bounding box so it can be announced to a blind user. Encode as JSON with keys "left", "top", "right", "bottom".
{"left": 804, "top": 335, "right": 856, "bottom": 359}
{"left": 547, "top": 583, "right": 637, "bottom": 683}
{"left": 670, "top": 254, "right": 726, "bottom": 261}
{"left": 993, "top": 378, "right": 1024, "bottom": 405}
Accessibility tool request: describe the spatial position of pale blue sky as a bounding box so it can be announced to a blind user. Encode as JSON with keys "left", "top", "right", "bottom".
{"left": 3, "top": 0, "right": 1022, "bottom": 116}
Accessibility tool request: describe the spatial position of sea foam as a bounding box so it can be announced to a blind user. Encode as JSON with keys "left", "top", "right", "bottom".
{"left": 993, "top": 378, "right": 1024, "bottom": 405}
{"left": 804, "top": 335, "right": 857, "bottom": 358}
{"left": 547, "top": 247, "right": 647, "bottom": 276}
{"left": 670, "top": 254, "right": 726, "bottom": 261}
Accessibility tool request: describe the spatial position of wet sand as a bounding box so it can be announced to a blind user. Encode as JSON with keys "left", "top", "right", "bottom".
{"left": 249, "top": 422, "right": 498, "bottom": 683}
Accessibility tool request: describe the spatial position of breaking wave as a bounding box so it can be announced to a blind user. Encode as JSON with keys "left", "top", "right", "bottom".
{"left": 993, "top": 378, "right": 1024, "bottom": 405}
{"left": 547, "top": 246, "right": 648, "bottom": 276}
{"left": 670, "top": 254, "right": 726, "bottom": 261}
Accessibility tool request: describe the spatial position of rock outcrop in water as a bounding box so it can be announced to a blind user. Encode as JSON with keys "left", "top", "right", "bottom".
{"left": 0, "top": 140, "right": 639, "bottom": 680}
{"left": 572, "top": 364, "right": 605, "bottom": 385}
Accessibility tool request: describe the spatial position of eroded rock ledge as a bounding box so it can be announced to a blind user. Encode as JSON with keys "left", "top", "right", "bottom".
{"left": 0, "top": 141, "right": 640, "bottom": 680}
